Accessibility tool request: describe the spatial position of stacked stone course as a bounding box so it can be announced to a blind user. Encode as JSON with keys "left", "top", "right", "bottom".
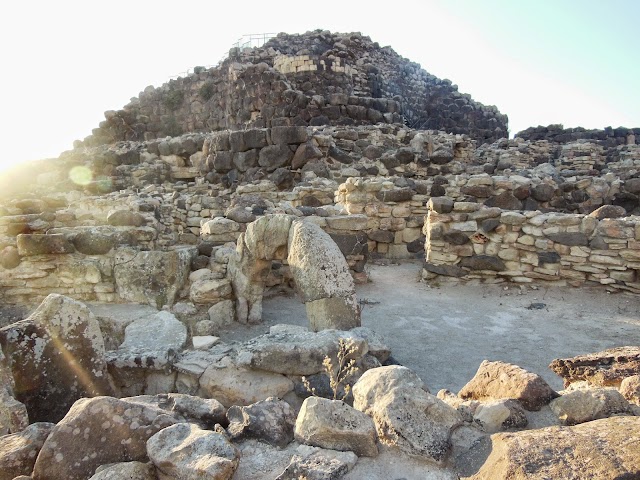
{"left": 80, "top": 30, "right": 507, "bottom": 147}
{"left": 423, "top": 202, "right": 640, "bottom": 294}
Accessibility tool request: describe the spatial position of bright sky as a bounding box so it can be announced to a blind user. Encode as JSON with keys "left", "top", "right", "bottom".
{"left": 2, "top": 0, "right": 638, "bottom": 169}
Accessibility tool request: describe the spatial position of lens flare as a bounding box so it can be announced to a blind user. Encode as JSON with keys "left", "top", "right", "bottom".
{"left": 69, "top": 166, "right": 93, "bottom": 186}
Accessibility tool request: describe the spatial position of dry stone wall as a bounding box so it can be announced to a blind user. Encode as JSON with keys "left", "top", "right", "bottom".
{"left": 79, "top": 30, "right": 507, "bottom": 148}
{"left": 422, "top": 201, "right": 640, "bottom": 294}
{"left": 516, "top": 125, "right": 639, "bottom": 148}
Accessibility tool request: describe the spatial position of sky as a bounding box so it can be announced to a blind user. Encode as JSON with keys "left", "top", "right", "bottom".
{"left": 1, "top": 0, "right": 638, "bottom": 170}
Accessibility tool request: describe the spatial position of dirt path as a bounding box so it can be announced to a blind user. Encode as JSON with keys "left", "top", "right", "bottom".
{"left": 260, "top": 261, "right": 640, "bottom": 392}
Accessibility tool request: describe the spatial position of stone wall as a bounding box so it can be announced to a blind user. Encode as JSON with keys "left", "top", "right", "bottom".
{"left": 422, "top": 201, "right": 640, "bottom": 294}
{"left": 516, "top": 125, "right": 639, "bottom": 148}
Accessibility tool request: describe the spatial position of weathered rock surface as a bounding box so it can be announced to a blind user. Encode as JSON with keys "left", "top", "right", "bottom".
{"left": 206, "top": 299, "right": 235, "bottom": 330}
{"left": 469, "top": 416, "right": 640, "bottom": 479}
{"left": 16, "top": 233, "right": 75, "bottom": 255}
{"left": 0, "top": 348, "right": 28, "bottom": 435}
{"left": 295, "top": 397, "right": 378, "bottom": 457}
{"left": 276, "top": 445, "right": 358, "bottom": 480}
{"left": 621, "top": 375, "right": 640, "bottom": 405}
{"left": 227, "top": 397, "right": 295, "bottom": 447}
{"left": 549, "top": 387, "right": 633, "bottom": 425}
{"left": 147, "top": 423, "right": 239, "bottom": 480}
{"left": 154, "top": 393, "right": 226, "bottom": 429}
{"left": 549, "top": 346, "right": 640, "bottom": 387}
{"left": 190, "top": 274, "right": 232, "bottom": 304}
{"left": 287, "top": 220, "right": 360, "bottom": 331}
{"left": 236, "top": 329, "right": 368, "bottom": 376}
{"left": 352, "top": 365, "right": 462, "bottom": 462}
{"left": 459, "top": 360, "right": 557, "bottom": 411}
{"left": 228, "top": 215, "right": 293, "bottom": 324}
{"left": 106, "top": 310, "right": 186, "bottom": 371}
{"left": 0, "top": 294, "right": 113, "bottom": 423}
{"left": 32, "top": 396, "right": 182, "bottom": 480}
{"left": 106, "top": 209, "right": 147, "bottom": 227}
{"left": 473, "top": 399, "right": 528, "bottom": 433}
{"left": 199, "top": 356, "right": 294, "bottom": 407}
{"left": 89, "top": 461, "right": 157, "bottom": 480}
{"left": 113, "top": 247, "right": 194, "bottom": 308}
{"left": 0, "top": 422, "right": 54, "bottom": 480}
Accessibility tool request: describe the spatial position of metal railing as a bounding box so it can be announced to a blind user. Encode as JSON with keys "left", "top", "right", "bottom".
{"left": 168, "top": 33, "right": 277, "bottom": 80}
{"left": 231, "top": 33, "right": 277, "bottom": 51}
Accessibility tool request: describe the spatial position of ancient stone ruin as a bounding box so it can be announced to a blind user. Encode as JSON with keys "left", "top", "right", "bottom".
{"left": 0, "top": 30, "right": 639, "bottom": 479}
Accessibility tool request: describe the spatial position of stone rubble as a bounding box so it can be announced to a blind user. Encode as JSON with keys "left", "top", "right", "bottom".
{"left": 0, "top": 28, "right": 639, "bottom": 479}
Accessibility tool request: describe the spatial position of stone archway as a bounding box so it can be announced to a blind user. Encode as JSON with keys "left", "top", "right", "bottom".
{"left": 228, "top": 214, "right": 361, "bottom": 331}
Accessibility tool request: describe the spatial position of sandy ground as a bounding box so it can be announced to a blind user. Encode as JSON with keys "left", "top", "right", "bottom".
{"left": 255, "top": 260, "right": 640, "bottom": 392}
{"left": 4, "top": 261, "right": 639, "bottom": 393}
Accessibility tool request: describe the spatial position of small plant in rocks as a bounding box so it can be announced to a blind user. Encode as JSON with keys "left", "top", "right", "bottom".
{"left": 303, "top": 338, "right": 360, "bottom": 401}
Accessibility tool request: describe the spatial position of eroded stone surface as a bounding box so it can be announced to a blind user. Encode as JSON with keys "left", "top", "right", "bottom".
{"left": 353, "top": 366, "right": 462, "bottom": 462}
{"left": 469, "top": 416, "right": 640, "bottom": 480}
{"left": 227, "top": 397, "right": 295, "bottom": 447}
{"left": 295, "top": 397, "right": 378, "bottom": 457}
{"left": 549, "top": 346, "right": 640, "bottom": 387}
{"left": 32, "top": 396, "right": 183, "bottom": 480}
{"left": 0, "top": 422, "right": 54, "bottom": 480}
{"left": 147, "top": 423, "right": 239, "bottom": 480}
{"left": 0, "top": 294, "right": 113, "bottom": 423}
{"left": 459, "top": 360, "right": 557, "bottom": 411}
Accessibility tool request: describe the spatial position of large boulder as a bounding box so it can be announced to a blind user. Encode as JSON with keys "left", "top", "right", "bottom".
{"left": 16, "top": 233, "right": 75, "bottom": 256}
{"left": 469, "top": 416, "right": 640, "bottom": 479}
{"left": 227, "top": 397, "right": 296, "bottom": 447}
{"left": 0, "top": 422, "right": 54, "bottom": 480}
{"left": 0, "top": 294, "right": 113, "bottom": 423}
{"left": 549, "top": 387, "right": 633, "bottom": 425}
{"left": 243, "top": 214, "right": 293, "bottom": 261}
{"left": 0, "top": 348, "right": 28, "bottom": 435}
{"left": 549, "top": 346, "right": 640, "bottom": 387}
{"left": 32, "top": 396, "right": 183, "bottom": 480}
{"left": 472, "top": 399, "right": 528, "bottom": 433}
{"left": 106, "top": 209, "right": 147, "bottom": 227}
{"left": 276, "top": 445, "right": 357, "bottom": 480}
{"left": 288, "top": 220, "right": 360, "bottom": 331}
{"left": 352, "top": 366, "right": 462, "bottom": 462}
{"left": 114, "top": 247, "right": 195, "bottom": 308}
{"left": 294, "top": 397, "right": 378, "bottom": 457}
{"left": 621, "top": 375, "right": 640, "bottom": 405}
{"left": 236, "top": 330, "right": 368, "bottom": 376}
{"left": 198, "top": 356, "right": 294, "bottom": 407}
{"left": 459, "top": 360, "right": 557, "bottom": 411}
{"left": 147, "top": 423, "right": 239, "bottom": 480}
{"left": 106, "top": 310, "right": 187, "bottom": 371}
{"left": 190, "top": 274, "right": 233, "bottom": 305}
{"left": 89, "top": 461, "right": 157, "bottom": 480}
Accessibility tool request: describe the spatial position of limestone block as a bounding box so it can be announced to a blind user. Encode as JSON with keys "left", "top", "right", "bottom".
{"left": 0, "top": 294, "right": 113, "bottom": 423}
{"left": 190, "top": 276, "right": 232, "bottom": 304}
{"left": 114, "top": 247, "right": 194, "bottom": 308}
{"left": 353, "top": 366, "right": 462, "bottom": 462}
{"left": 199, "top": 357, "right": 294, "bottom": 407}
{"left": 227, "top": 397, "right": 295, "bottom": 447}
{"left": 459, "top": 360, "right": 557, "bottom": 411}
{"left": 90, "top": 462, "right": 157, "bottom": 480}
{"left": 469, "top": 417, "right": 640, "bottom": 480}
{"left": 201, "top": 217, "right": 240, "bottom": 235}
{"left": 0, "top": 422, "right": 55, "bottom": 480}
{"left": 32, "top": 396, "right": 182, "bottom": 480}
{"left": 147, "top": 423, "right": 239, "bottom": 479}
{"left": 550, "top": 387, "right": 632, "bottom": 425}
{"left": 17, "top": 234, "right": 75, "bottom": 256}
{"left": 294, "top": 397, "right": 378, "bottom": 457}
